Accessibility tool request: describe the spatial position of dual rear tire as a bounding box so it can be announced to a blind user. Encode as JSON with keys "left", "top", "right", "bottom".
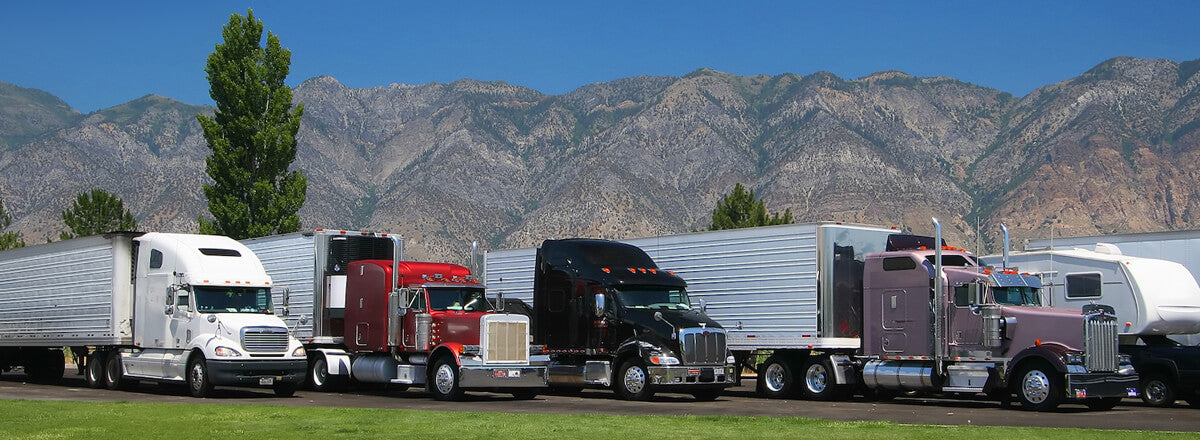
{"left": 757, "top": 355, "right": 847, "bottom": 401}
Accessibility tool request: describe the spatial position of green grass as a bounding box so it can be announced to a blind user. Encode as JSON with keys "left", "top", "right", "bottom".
{"left": 0, "top": 400, "right": 1192, "bottom": 440}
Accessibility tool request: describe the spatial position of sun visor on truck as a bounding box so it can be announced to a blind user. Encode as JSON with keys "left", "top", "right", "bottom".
{"left": 989, "top": 272, "right": 1043, "bottom": 288}
{"left": 885, "top": 234, "right": 947, "bottom": 251}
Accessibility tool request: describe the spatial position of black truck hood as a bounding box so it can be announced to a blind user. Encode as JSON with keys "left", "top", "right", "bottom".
{"left": 623, "top": 307, "right": 723, "bottom": 341}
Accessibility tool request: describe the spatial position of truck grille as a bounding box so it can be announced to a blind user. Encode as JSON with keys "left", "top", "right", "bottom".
{"left": 242, "top": 327, "right": 289, "bottom": 353}
{"left": 680, "top": 328, "right": 727, "bottom": 365}
{"left": 483, "top": 317, "right": 529, "bottom": 364}
{"left": 1084, "top": 314, "right": 1118, "bottom": 372}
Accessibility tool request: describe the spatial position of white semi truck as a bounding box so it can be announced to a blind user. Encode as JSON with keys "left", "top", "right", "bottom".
{"left": 0, "top": 232, "right": 308, "bottom": 397}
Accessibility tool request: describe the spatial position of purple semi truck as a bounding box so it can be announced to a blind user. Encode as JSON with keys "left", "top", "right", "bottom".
{"left": 611, "top": 220, "right": 1139, "bottom": 411}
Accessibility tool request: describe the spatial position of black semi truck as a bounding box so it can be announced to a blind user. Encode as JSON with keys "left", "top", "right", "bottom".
{"left": 486, "top": 238, "right": 737, "bottom": 400}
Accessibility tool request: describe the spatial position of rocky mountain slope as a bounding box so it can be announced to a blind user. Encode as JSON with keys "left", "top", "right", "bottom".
{"left": 1, "top": 56, "right": 1198, "bottom": 262}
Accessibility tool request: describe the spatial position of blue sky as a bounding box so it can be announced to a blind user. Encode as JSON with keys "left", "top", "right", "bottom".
{"left": 2, "top": 1, "right": 1198, "bottom": 113}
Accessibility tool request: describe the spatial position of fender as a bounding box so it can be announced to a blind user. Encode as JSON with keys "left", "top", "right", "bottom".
{"left": 430, "top": 343, "right": 464, "bottom": 365}
{"left": 314, "top": 348, "right": 351, "bottom": 376}
{"left": 1132, "top": 357, "right": 1180, "bottom": 379}
{"left": 1008, "top": 343, "right": 1071, "bottom": 381}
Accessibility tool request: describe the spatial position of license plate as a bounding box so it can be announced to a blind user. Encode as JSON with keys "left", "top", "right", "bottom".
{"left": 259, "top": 377, "right": 275, "bottom": 386}
{"left": 508, "top": 370, "right": 521, "bottom": 378}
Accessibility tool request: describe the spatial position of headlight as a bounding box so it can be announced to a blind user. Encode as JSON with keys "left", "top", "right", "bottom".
{"left": 215, "top": 346, "right": 242, "bottom": 357}
{"left": 1063, "top": 353, "right": 1084, "bottom": 365}
{"left": 726, "top": 355, "right": 736, "bottom": 365}
{"left": 292, "top": 346, "right": 306, "bottom": 358}
{"left": 649, "top": 354, "right": 680, "bottom": 365}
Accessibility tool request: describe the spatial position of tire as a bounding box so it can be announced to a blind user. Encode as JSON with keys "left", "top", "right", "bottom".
{"left": 308, "top": 355, "right": 347, "bottom": 392}
{"left": 187, "top": 356, "right": 214, "bottom": 398}
{"left": 1012, "top": 362, "right": 1063, "bottom": 411}
{"left": 799, "top": 357, "right": 847, "bottom": 401}
{"left": 428, "top": 356, "right": 465, "bottom": 401}
{"left": 691, "top": 389, "right": 721, "bottom": 401}
{"left": 84, "top": 352, "right": 106, "bottom": 389}
{"left": 1140, "top": 374, "right": 1177, "bottom": 407}
{"left": 756, "top": 355, "right": 797, "bottom": 399}
{"left": 511, "top": 389, "right": 539, "bottom": 400}
{"left": 1084, "top": 397, "right": 1122, "bottom": 411}
{"left": 614, "top": 359, "right": 655, "bottom": 401}
{"left": 104, "top": 350, "right": 130, "bottom": 391}
{"left": 273, "top": 382, "right": 297, "bottom": 397}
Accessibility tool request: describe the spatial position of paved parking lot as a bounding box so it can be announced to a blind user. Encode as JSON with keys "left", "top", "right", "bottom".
{"left": 1, "top": 372, "right": 1197, "bottom": 432}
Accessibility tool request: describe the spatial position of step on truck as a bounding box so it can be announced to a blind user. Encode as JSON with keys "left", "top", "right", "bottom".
{"left": 614, "top": 221, "right": 1138, "bottom": 411}
{"left": 242, "top": 229, "right": 546, "bottom": 400}
{"left": 0, "top": 232, "right": 308, "bottom": 397}
{"left": 985, "top": 231, "right": 1200, "bottom": 407}
{"left": 484, "top": 238, "right": 737, "bottom": 401}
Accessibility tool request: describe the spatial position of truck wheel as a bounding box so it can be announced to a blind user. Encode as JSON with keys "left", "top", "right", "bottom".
{"left": 1084, "top": 397, "right": 1122, "bottom": 411}
{"left": 84, "top": 352, "right": 106, "bottom": 388}
{"left": 799, "top": 357, "right": 847, "bottom": 401}
{"left": 511, "top": 389, "right": 539, "bottom": 400}
{"left": 1013, "top": 362, "right": 1063, "bottom": 411}
{"left": 308, "top": 354, "right": 347, "bottom": 392}
{"left": 1140, "top": 374, "right": 1177, "bottom": 407}
{"left": 691, "top": 389, "right": 721, "bottom": 401}
{"left": 104, "top": 350, "right": 131, "bottom": 391}
{"left": 428, "top": 357, "right": 465, "bottom": 401}
{"left": 187, "top": 357, "right": 214, "bottom": 398}
{"left": 273, "top": 382, "right": 297, "bottom": 397}
{"left": 614, "top": 359, "right": 655, "bottom": 401}
{"left": 756, "top": 355, "right": 796, "bottom": 399}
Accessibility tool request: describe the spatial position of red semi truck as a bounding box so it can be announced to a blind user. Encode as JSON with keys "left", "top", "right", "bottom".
{"left": 243, "top": 230, "right": 546, "bottom": 400}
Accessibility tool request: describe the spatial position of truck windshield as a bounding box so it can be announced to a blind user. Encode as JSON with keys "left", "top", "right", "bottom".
{"left": 193, "top": 286, "right": 273, "bottom": 313}
{"left": 427, "top": 287, "right": 491, "bottom": 312}
{"left": 615, "top": 287, "right": 691, "bottom": 310}
{"left": 991, "top": 286, "right": 1041, "bottom": 306}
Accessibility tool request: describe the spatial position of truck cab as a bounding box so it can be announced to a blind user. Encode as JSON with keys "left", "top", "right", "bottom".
{"left": 534, "top": 239, "right": 736, "bottom": 400}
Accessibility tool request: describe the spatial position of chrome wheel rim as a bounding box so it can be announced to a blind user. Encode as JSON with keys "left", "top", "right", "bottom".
{"left": 1145, "top": 380, "right": 1168, "bottom": 404}
{"left": 189, "top": 363, "right": 204, "bottom": 392}
{"left": 312, "top": 358, "right": 328, "bottom": 388}
{"left": 624, "top": 365, "right": 646, "bottom": 394}
{"left": 805, "top": 363, "right": 828, "bottom": 394}
{"left": 435, "top": 364, "right": 456, "bottom": 395}
{"left": 1021, "top": 370, "right": 1050, "bottom": 404}
{"left": 764, "top": 363, "right": 787, "bottom": 392}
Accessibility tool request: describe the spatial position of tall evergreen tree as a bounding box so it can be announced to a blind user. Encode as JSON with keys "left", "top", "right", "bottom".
{"left": 710, "top": 183, "right": 793, "bottom": 230}
{"left": 0, "top": 197, "right": 24, "bottom": 250}
{"left": 59, "top": 189, "right": 138, "bottom": 240}
{"left": 197, "top": 9, "right": 306, "bottom": 239}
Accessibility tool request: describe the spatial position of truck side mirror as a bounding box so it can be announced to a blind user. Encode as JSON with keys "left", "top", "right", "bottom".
{"left": 698, "top": 298, "right": 707, "bottom": 313}
{"left": 496, "top": 291, "right": 506, "bottom": 313}
{"left": 594, "top": 293, "right": 605, "bottom": 318}
{"left": 164, "top": 305, "right": 174, "bottom": 315}
{"left": 395, "top": 288, "right": 410, "bottom": 312}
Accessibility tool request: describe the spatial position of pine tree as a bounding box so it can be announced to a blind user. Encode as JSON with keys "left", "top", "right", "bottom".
{"left": 59, "top": 189, "right": 138, "bottom": 240}
{"left": 710, "top": 183, "right": 793, "bottom": 230}
{"left": 197, "top": 9, "right": 306, "bottom": 239}
{"left": 0, "top": 197, "right": 24, "bottom": 250}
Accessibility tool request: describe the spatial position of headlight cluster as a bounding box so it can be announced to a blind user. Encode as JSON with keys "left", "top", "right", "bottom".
{"left": 649, "top": 353, "right": 680, "bottom": 365}
{"left": 292, "top": 346, "right": 306, "bottom": 358}
{"left": 215, "top": 346, "right": 242, "bottom": 357}
{"left": 1062, "top": 352, "right": 1084, "bottom": 365}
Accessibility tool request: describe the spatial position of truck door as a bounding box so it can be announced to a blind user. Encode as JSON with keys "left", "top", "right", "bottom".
{"left": 134, "top": 245, "right": 179, "bottom": 378}
{"left": 948, "top": 285, "right": 983, "bottom": 349}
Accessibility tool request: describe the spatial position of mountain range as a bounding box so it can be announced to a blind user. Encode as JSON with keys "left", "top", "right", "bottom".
{"left": 1, "top": 56, "right": 1198, "bottom": 262}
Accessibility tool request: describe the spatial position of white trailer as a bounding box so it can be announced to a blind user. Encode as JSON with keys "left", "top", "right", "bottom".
{"left": 0, "top": 232, "right": 308, "bottom": 397}
{"left": 1027, "top": 230, "right": 1200, "bottom": 281}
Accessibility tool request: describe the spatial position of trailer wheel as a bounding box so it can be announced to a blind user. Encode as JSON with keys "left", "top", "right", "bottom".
{"left": 1013, "top": 361, "right": 1062, "bottom": 411}
{"left": 800, "top": 357, "right": 847, "bottom": 401}
{"left": 614, "top": 359, "right": 655, "bottom": 401}
{"left": 428, "top": 356, "right": 465, "bottom": 401}
{"left": 84, "top": 352, "right": 106, "bottom": 388}
{"left": 104, "top": 350, "right": 132, "bottom": 391}
{"left": 1084, "top": 397, "right": 1122, "bottom": 411}
{"left": 187, "top": 356, "right": 214, "bottom": 398}
{"left": 757, "top": 355, "right": 797, "bottom": 399}
{"left": 1140, "top": 374, "right": 1177, "bottom": 407}
{"left": 308, "top": 354, "right": 347, "bottom": 392}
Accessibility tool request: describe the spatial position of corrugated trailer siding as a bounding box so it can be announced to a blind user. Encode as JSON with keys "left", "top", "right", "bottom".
{"left": 0, "top": 235, "right": 131, "bottom": 346}
{"left": 483, "top": 247, "right": 537, "bottom": 304}
{"left": 624, "top": 225, "right": 822, "bottom": 335}
{"left": 243, "top": 234, "right": 317, "bottom": 338}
